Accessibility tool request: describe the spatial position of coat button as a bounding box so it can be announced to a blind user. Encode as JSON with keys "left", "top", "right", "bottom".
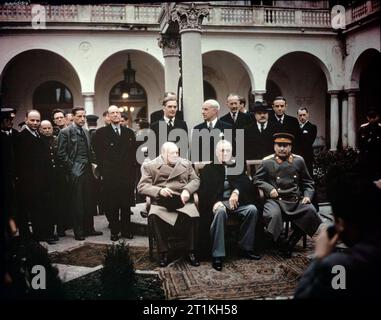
{"left": 277, "top": 177, "right": 280, "bottom": 179}
{"left": 294, "top": 175, "right": 297, "bottom": 178}
{"left": 279, "top": 197, "right": 282, "bottom": 201}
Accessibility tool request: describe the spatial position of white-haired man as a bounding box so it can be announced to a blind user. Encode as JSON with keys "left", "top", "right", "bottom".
{"left": 137, "top": 142, "right": 200, "bottom": 267}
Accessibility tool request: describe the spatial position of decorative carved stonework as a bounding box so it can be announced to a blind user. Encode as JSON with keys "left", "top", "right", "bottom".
{"left": 158, "top": 34, "right": 180, "bottom": 57}
{"left": 170, "top": 2, "right": 209, "bottom": 32}
{"left": 79, "top": 41, "right": 92, "bottom": 59}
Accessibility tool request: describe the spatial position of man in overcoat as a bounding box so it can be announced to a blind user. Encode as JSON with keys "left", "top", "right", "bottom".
{"left": 93, "top": 105, "right": 137, "bottom": 241}
{"left": 254, "top": 133, "right": 322, "bottom": 257}
{"left": 137, "top": 142, "right": 200, "bottom": 267}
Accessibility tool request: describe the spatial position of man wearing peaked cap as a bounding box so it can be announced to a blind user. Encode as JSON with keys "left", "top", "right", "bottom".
{"left": 86, "top": 114, "right": 99, "bottom": 141}
{"left": 253, "top": 131, "right": 322, "bottom": 258}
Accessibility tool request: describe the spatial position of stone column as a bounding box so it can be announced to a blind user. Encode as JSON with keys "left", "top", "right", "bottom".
{"left": 253, "top": 90, "right": 266, "bottom": 102}
{"left": 158, "top": 34, "right": 181, "bottom": 94}
{"left": 341, "top": 93, "right": 348, "bottom": 148}
{"left": 83, "top": 93, "right": 94, "bottom": 115}
{"left": 171, "top": 3, "right": 209, "bottom": 129}
{"left": 329, "top": 91, "right": 340, "bottom": 151}
{"left": 347, "top": 90, "right": 357, "bottom": 149}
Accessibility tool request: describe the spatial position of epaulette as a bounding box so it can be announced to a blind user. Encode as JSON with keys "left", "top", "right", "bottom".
{"left": 263, "top": 154, "right": 275, "bottom": 160}
{"left": 292, "top": 154, "right": 302, "bottom": 158}
{"left": 360, "top": 123, "right": 369, "bottom": 128}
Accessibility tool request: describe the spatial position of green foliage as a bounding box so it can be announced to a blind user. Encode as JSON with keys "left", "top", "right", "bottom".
{"left": 101, "top": 240, "right": 137, "bottom": 300}
{"left": 313, "top": 148, "right": 360, "bottom": 198}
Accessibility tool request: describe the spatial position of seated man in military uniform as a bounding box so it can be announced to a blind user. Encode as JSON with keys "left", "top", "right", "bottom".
{"left": 254, "top": 133, "right": 322, "bottom": 257}
{"left": 137, "top": 142, "right": 200, "bottom": 267}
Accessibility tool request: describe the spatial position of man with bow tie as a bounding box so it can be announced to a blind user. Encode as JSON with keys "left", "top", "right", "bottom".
{"left": 137, "top": 142, "right": 200, "bottom": 268}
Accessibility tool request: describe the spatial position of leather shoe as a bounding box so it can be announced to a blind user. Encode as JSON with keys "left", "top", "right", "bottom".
{"left": 110, "top": 234, "right": 120, "bottom": 241}
{"left": 212, "top": 257, "right": 223, "bottom": 271}
{"left": 86, "top": 230, "right": 103, "bottom": 236}
{"left": 188, "top": 252, "right": 200, "bottom": 267}
{"left": 121, "top": 232, "right": 134, "bottom": 239}
{"left": 159, "top": 253, "right": 168, "bottom": 267}
{"left": 74, "top": 235, "right": 85, "bottom": 241}
{"left": 241, "top": 250, "right": 261, "bottom": 260}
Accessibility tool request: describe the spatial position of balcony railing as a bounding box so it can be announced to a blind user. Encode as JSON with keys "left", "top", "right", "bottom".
{"left": 0, "top": 3, "right": 161, "bottom": 24}
{"left": 0, "top": 2, "right": 379, "bottom": 29}
{"left": 203, "top": 6, "right": 331, "bottom": 27}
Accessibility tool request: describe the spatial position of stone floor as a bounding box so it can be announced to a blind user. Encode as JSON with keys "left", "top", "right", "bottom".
{"left": 44, "top": 203, "right": 334, "bottom": 285}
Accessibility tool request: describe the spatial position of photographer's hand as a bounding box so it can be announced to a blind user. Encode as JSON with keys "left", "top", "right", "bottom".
{"left": 314, "top": 226, "right": 339, "bottom": 259}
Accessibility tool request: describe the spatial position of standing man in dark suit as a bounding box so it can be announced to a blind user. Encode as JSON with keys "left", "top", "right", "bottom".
{"left": 193, "top": 99, "right": 232, "bottom": 163}
{"left": 220, "top": 93, "right": 252, "bottom": 129}
{"left": 14, "top": 110, "right": 54, "bottom": 242}
{"left": 297, "top": 107, "right": 317, "bottom": 176}
{"left": 57, "top": 106, "right": 103, "bottom": 241}
{"left": 245, "top": 101, "right": 279, "bottom": 161}
{"left": 150, "top": 95, "right": 188, "bottom": 157}
{"left": 198, "top": 140, "right": 260, "bottom": 271}
{"left": 93, "top": 105, "right": 137, "bottom": 241}
{"left": 150, "top": 92, "right": 184, "bottom": 124}
{"left": 270, "top": 96, "right": 301, "bottom": 153}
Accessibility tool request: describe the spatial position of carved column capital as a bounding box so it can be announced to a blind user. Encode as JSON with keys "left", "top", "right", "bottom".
{"left": 158, "top": 34, "right": 180, "bottom": 57}
{"left": 170, "top": 2, "right": 209, "bottom": 33}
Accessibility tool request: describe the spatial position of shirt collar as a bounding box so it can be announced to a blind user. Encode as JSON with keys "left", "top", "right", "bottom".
{"left": 111, "top": 123, "right": 121, "bottom": 131}
{"left": 163, "top": 116, "right": 174, "bottom": 125}
{"left": 25, "top": 125, "right": 39, "bottom": 137}
{"left": 208, "top": 117, "right": 218, "bottom": 128}
{"left": 257, "top": 121, "right": 268, "bottom": 130}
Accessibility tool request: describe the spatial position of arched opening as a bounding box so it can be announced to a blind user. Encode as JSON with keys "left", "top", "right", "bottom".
{"left": 352, "top": 49, "right": 381, "bottom": 126}
{"left": 203, "top": 80, "right": 217, "bottom": 100}
{"left": 94, "top": 49, "right": 164, "bottom": 129}
{"left": 202, "top": 50, "right": 253, "bottom": 115}
{"left": 266, "top": 51, "right": 329, "bottom": 145}
{"left": 0, "top": 49, "right": 81, "bottom": 126}
{"left": 109, "top": 80, "right": 147, "bottom": 128}
{"left": 33, "top": 81, "right": 73, "bottom": 120}
{"left": 248, "top": 80, "right": 282, "bottom": 110}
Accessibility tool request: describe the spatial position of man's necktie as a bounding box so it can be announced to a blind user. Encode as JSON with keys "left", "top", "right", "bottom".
{"left": 232, "top": 112, "right": 237, "bottom": 123}
{"left": 168, "top": 119, "right": 173, "bottom": 129}
{"left": 278, "top": 118, "right": 283, "bottom": 125}
{"left": 260, "top": 123, "right": 265, "bottom": 133}
{"left": 115, "top": 127, "right": 120, "bottom": 136}
{"left": 208, "top": 122, "right": 213, "bottom": 131}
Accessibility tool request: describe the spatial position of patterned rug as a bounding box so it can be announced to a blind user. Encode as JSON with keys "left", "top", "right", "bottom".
{"left": 159, "top": 241, "right": 314, "bottom": 300}
{"left": 49, "top": 243, "right": 158, "bottom": 270}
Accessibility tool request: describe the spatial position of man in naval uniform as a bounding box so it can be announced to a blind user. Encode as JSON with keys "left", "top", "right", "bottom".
{"left": 254, "top": 133, "right": 322, "bottom": 257}
{"left": 358, "top": 108, "right": 381, "bottom": 180}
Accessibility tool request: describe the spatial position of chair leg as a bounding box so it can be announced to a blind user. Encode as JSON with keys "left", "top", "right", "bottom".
{"left": 303, "top": 234, "right": 307, "bottom": 249}
{"left": 148, "top": 216, "right": 154, "bottom": 261}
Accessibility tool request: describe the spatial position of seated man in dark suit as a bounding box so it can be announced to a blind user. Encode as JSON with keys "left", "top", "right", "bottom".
{"left": 198, "top": 140, "right": 260, "bottom": 271}
{"left": 254, "top": 133, "right": 322, "bottom": 257}
{"left": 137, "top": 142, "right": 200, "bottom": 268}
{"left": 192, "top": 99, "right": 232, "bottom": 163}
{"left": 295, "top": 166, "right": 381, "bottom": 299}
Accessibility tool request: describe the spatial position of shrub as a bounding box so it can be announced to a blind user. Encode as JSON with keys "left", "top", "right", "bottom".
{"left": 101, "top": 240, "right": 137, "bottom": 299}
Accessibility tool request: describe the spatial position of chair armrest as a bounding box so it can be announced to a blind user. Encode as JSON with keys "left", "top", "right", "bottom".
{"left": 140, "top": 196, "right": 152, "bottom": 219}
{"left": 193, "top": 192, "right": 199, "bottom": 209}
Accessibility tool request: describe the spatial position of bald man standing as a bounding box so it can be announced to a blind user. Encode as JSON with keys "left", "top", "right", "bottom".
{"left": 14, "top": 110, "right": 53, "bottom": 242}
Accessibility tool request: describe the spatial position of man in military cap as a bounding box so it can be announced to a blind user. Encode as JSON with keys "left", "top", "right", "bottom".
{"left": 358, "top": 108, "right": 381, "bottom": 180}
{"left": 1, "top": 107, "right": 19, "bottom": 137}
{"left": 86, "top": 114, "right": 99, "bottom": 142}
{"left": 254, "top": 132, "right": 322, "bottom": 257}
{"left": 245, "top": 101, "right": 279, "bottom": 160}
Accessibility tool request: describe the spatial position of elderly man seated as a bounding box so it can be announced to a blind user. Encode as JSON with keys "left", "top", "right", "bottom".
{"left": 198, "top": 140, "right": 260, "bottom": 271}
{"left": 254, "top": 133, "right": 322, "bottom": 258}
{"left": 137, "top": 142, "right": 200, "bottom": 267}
